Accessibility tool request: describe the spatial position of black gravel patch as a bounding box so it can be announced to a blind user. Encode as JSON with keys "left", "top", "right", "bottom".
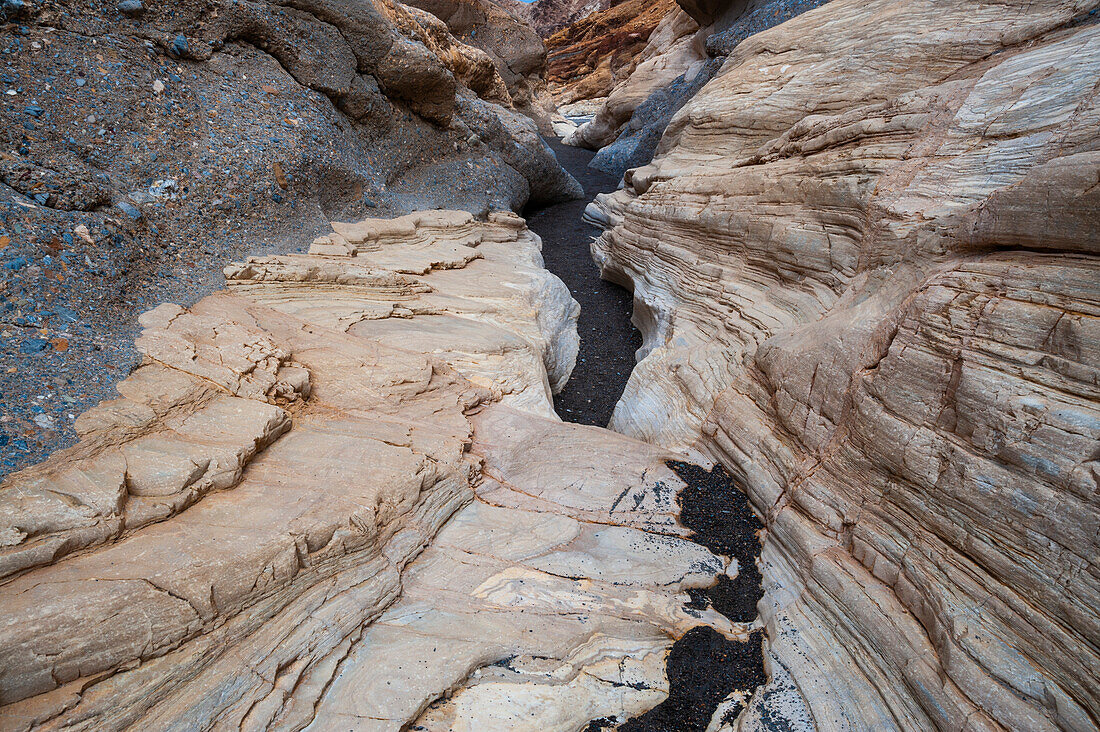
{"left": 530, "top": 143, "right": 768, "bottom": 729}
{"left": 621, "top": 627, "right": 767, "bottom": 732}
{"left": 670, "top": 460, "right": 764, "bottom": 623}
{"left": 610, "top": 461, "right": 768, "bottom": 731}
{"left": 525, "top": 138, "right": 641, "bottom": 427}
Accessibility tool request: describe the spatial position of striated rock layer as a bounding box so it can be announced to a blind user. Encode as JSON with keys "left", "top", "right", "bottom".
{"left": 562, "top": 5, "right": 704, "bottom": 150}
{"left": 586, "top": 0, "right": 831, "bottom": 176}
{"left": 0, "top": 212, "right": 753, "bottom": 730}
{"left": 588, "top": 0, "right": 1100, "bottom": 728}
{"left": 545, "top": 0, "right": 682, "bottom": 106}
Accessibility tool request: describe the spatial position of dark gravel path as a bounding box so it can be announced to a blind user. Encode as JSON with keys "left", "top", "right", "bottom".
{"left": 526, "top": 139, "right": 640, "bottom": 426}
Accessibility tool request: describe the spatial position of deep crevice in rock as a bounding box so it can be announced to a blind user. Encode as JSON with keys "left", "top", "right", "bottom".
{"left": 524, "top": 137, "right": 642, "bottom": 426}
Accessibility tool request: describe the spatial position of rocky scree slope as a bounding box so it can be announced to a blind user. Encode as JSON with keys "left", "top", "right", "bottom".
{"left": 0, "top": 0, "right": 581, "bottom": 478}
{"left": 0, "top": 210, "right": 761, "bottom": 731}
{"left": 586, "top": 0, "right": 1100, "bottom": 728}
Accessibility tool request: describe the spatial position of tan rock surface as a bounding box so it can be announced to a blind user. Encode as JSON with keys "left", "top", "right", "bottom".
{"left": 0, "top": 212, "right": 740, "bottom": 730}
{"left": 304, "top": 405, "right": 740, "bottom": 731}
{"left": 589, "top": 0, "right": 1100, "bottom": 728}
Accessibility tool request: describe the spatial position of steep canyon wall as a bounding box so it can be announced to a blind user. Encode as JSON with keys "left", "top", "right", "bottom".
{"left": 589, "top": 0, "right": 1100, "bottom": 728}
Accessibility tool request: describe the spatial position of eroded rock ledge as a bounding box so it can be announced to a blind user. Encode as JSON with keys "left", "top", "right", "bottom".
{"left": 0, "top": 212, "right": 758, "bottom": 730}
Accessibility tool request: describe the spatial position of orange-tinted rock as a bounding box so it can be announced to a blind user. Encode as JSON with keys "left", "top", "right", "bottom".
{"left": 545, "top": 0, "right": 681, "bottom": 104}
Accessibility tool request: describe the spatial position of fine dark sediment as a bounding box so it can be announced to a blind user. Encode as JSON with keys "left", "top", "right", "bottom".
{"left": 618, "top": 461, "right": 767, "bottom": 730}
{"left": 584, "top": 460, "right": 768, "bottom": 730}
{"left": 534, "top": 139, "right": 768, "bottom": 730}
{"left": 621, "top": 628, "right": 767, "bottom": 732}
{"left": 526, "top": 137, "right": 641, "bottom": 425}
{"left": 674, "top": 460, "right": 765, "bottom": 623}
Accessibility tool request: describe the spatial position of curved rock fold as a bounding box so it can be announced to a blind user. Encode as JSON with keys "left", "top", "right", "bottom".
{"left": 589, "top": 0, "right": 1100, "bottom": 728}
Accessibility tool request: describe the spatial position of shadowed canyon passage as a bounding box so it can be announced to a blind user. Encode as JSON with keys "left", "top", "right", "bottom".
{"left": 527, "top": 138, "right": 642, "bottom": 426}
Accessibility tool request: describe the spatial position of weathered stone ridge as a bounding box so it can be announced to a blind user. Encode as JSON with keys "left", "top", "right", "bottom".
{"left": 0, "top": 212, "right": 750, "bottom": 730}
{"left": 588, "top": 0, "right": 1100, "bottom": 728}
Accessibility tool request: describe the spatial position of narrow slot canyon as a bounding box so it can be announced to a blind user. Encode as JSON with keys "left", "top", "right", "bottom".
{"left": 0, "top": 0, "right": 1096, "bottom": 729}
{"left": 525, "top": 138, "right": 641, "bottom": 426}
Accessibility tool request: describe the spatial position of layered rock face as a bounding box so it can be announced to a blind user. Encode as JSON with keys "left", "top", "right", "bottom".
{"left": 564, "top": 0, "right": 831, "bottom": 173}
{"left": 545, "top": 0, "right": 681, "bottom": 106}
{"left": 0, "top": 0, "right": 581, "bottom": 477}
{"left": 0, "top": 212, "right": 752, "bottom": 730}
{"left": 589, "top": 0, "right": 1100, "bottom": 728}
{"left": 562, "top": 6, "right": 703, "bottom": 150}
{"left": 585, "top": 0, "right": 829, "bottom": 175}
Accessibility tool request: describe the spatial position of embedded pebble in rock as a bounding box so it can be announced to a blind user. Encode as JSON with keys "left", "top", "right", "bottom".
{"left": 117, "top": 0, "right": 144, "bottom": 16}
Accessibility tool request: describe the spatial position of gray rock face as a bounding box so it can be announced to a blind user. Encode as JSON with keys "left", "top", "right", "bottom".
{"left": 0, "top": 0, "right": 579, "bottom": 478}
{"left": 704, "top": 0, "right": 830, "bottom": 55}
{"left": 589, "top": 57, "right": 722, "bottom": 176}
{"left": 405, "top": 0, "right": 555, "bottom": 127}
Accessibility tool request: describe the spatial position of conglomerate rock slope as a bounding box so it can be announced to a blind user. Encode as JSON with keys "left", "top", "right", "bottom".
{"left": 0, "top": 211, "right": 755, "bottom": 730}
{"left": 0, "top": 0, "right": 581, "bottom": 477}
{"left": 586, "top": 0, "right": 1100, "bottom": 728}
